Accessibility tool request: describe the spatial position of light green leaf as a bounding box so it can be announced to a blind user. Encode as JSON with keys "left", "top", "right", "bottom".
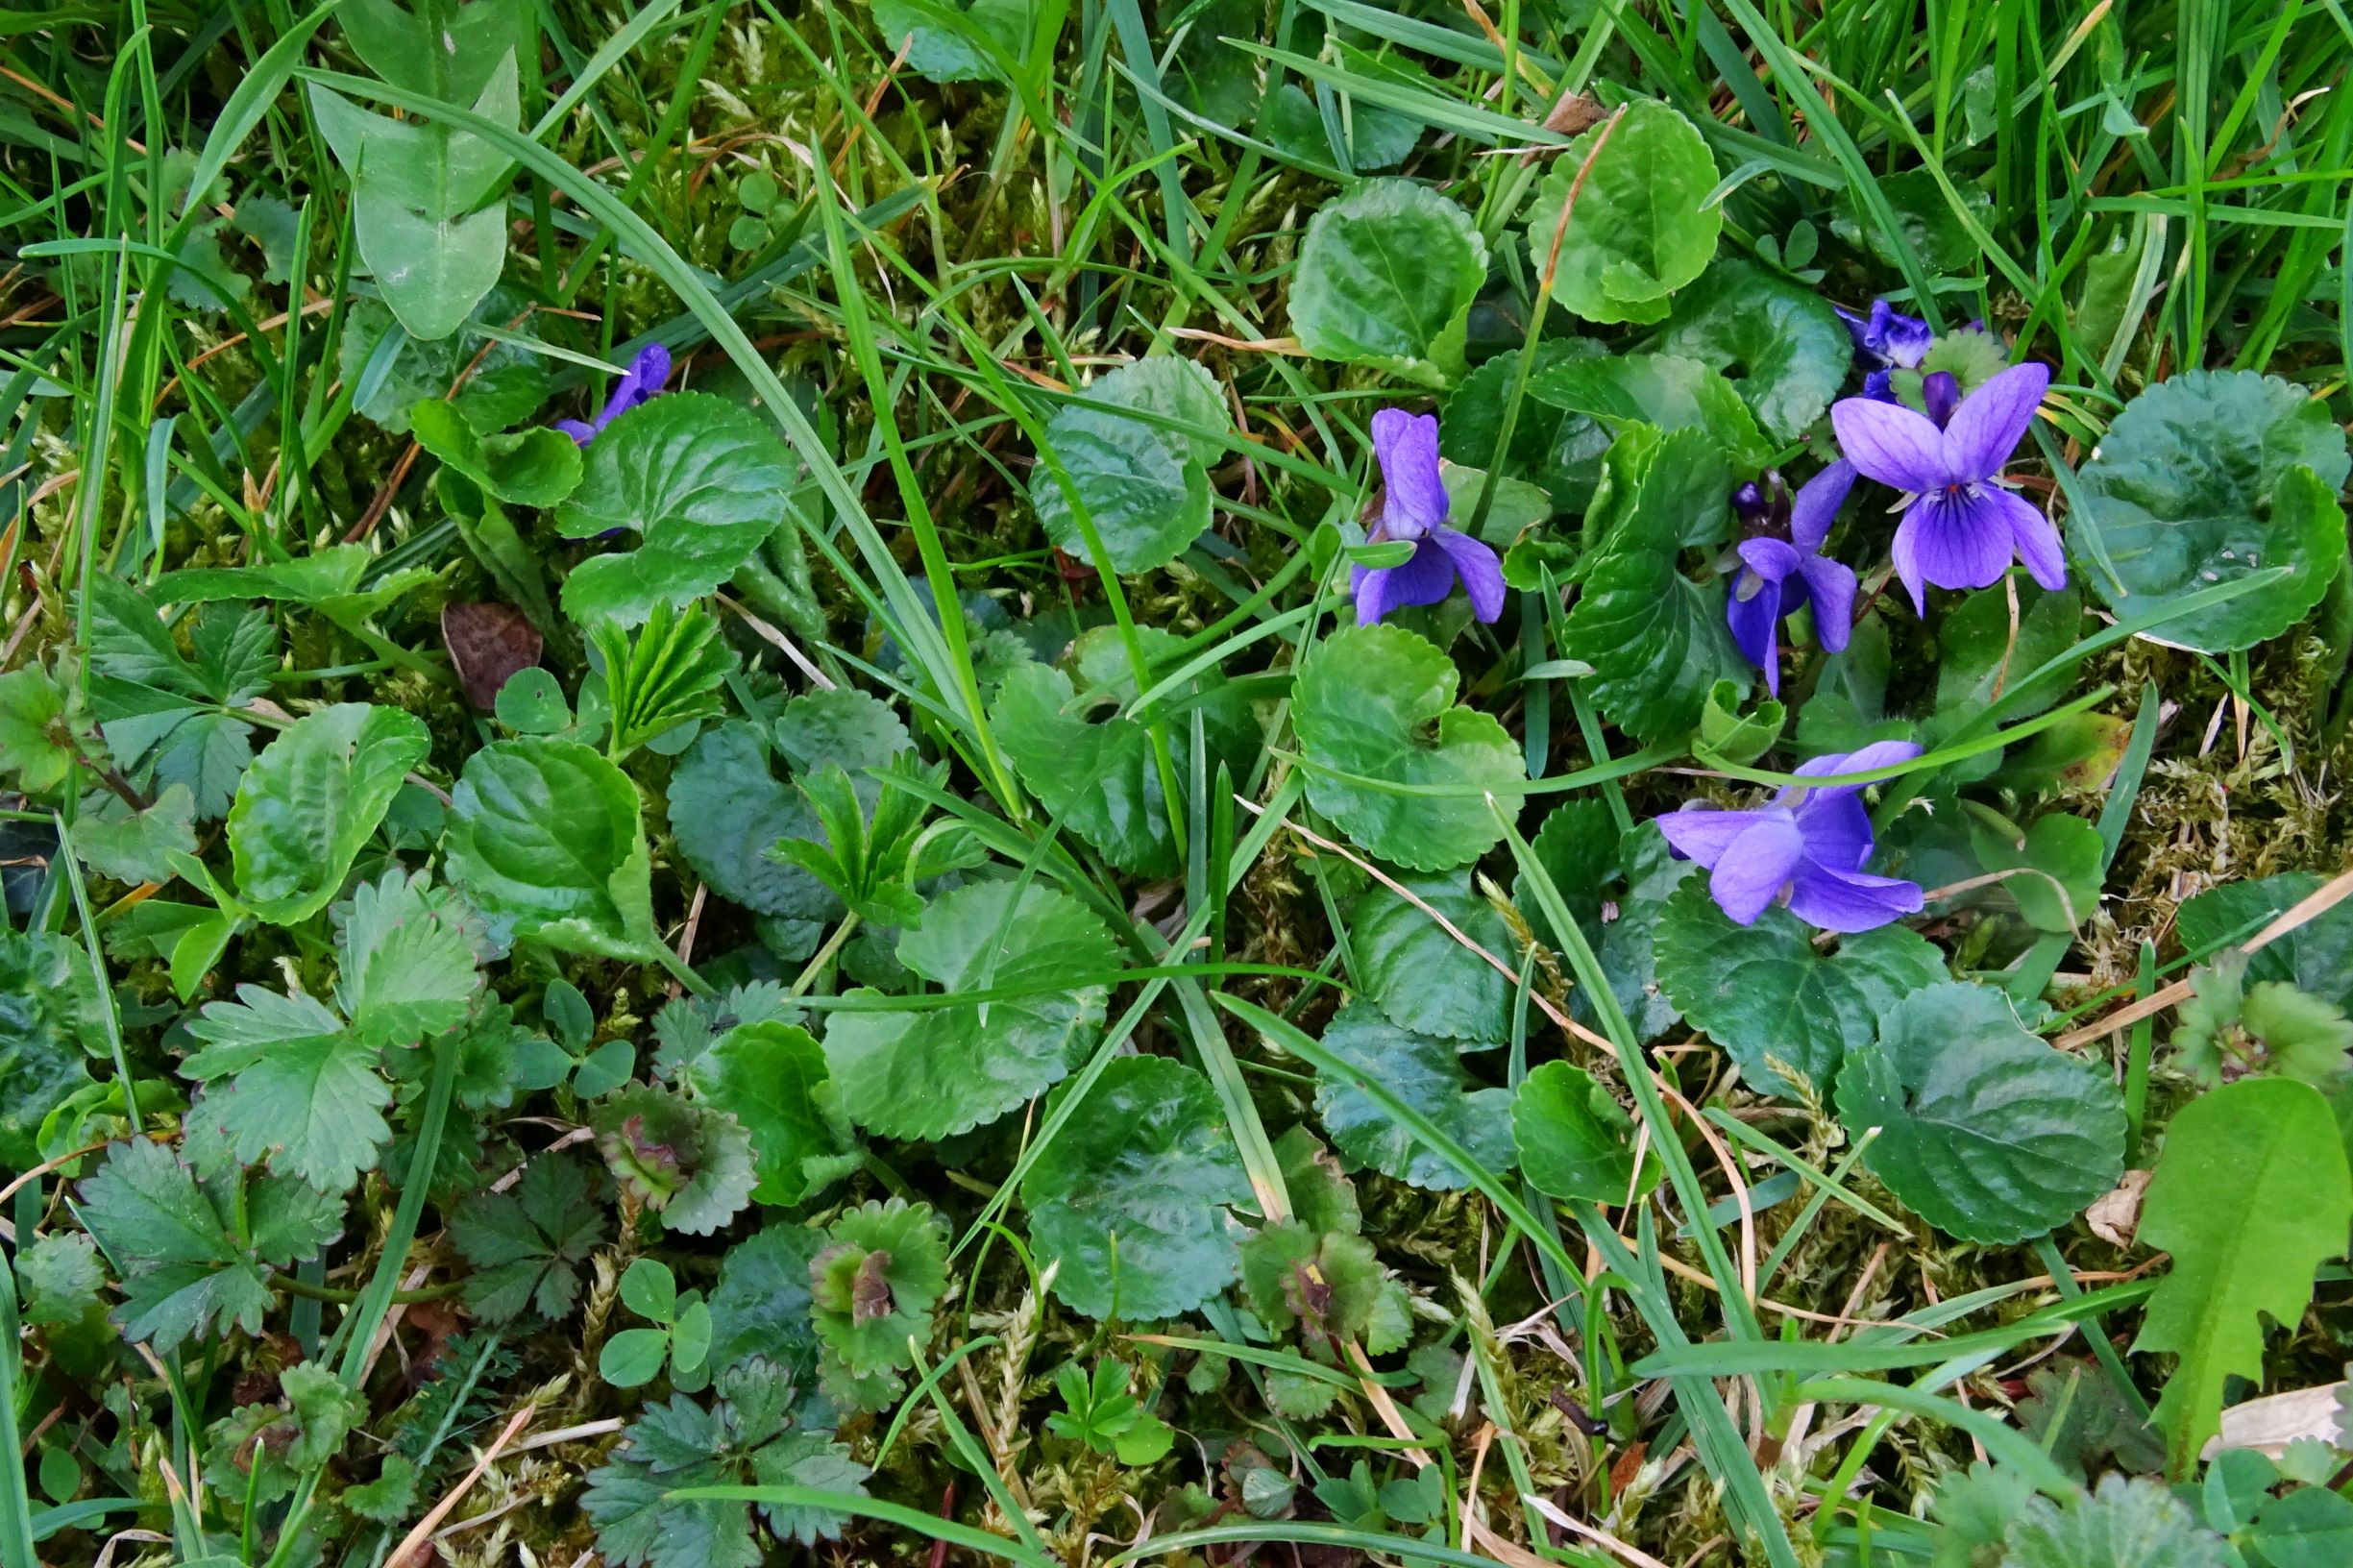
{"left": 1030, "top": 358, "right": 1228, "bottom": 575}
{"left": 182, "top": 984, "right": 392, "bottom": 1193}
{"left": 2250, "top": 1484, "right": 2353, "bottom": 1568}
{"left": 1651, "top": 259, "right": 1851, "bottom": 442}
{"left": 227, "top": 702, "right": 431, "bottom": 924}
{"left": 73, "top": 784, "right": 199, "bottom": 884}
{"left": 1835, "top": 981, "right": 2125, "bottom": 1244}
{"left": 1288, "top": 179, "right": 1488, "bottom": 384}
{"left": 2073, "top": 370, "right": 2352, "bottom": 652}
{"left": 1524, "top": 100, "right": 1721, "bottom": 325}
{"left": 1021, "top": 1054, "right": 1252, "bottom": 1320}
{"left": 332, "top": 869, "right": 482, "bottom": 1049}
{"left": 1654, "top": 879, "right": 1947, "bottom": 1097}
{"left": 2002, "top": 1475, "right": 2231, "bottom": 1568}
{"left": 1292, "top": 623, "right": 1525, "bottom": 871}
{"left": 1311, "top": 999, "right": 1513, "bottom": 1191}
{"left": 1529, "top": 353, "right": 1768, "bottom": 476}
{"left": 0, "top": 666, "right": 77, "bottom": 794}
{"left": 411, "top": 397, "right": 582, "bottom": 507}
{"left": 689, "top": 1020, "right": 858, "bottom": 1208}
{"left": 1347, "top": 870, "right": 1512, "bottom": 1045}
{"left": 870, "top": 0, "right": 1034, "bottom": 82}
{"left": 822, "top": 880, "right": 1118, "bottom": 1139}
{"left": 810, "top": 1197, "right": 948, "bottom": 1375}
{"left": 553, "top": 393, "right": 797, "bottom": 627}
{"left": 2133, "top": 1077, "right": 2353, "bottom": 1474}
{"left": 156, "top": 542, "right": 438, "bottom": 625}
{"left": 76, "top": 1139, "right": 287, "bottom": 1353}
{"left": 444, "top": 738, "right": 660, "bottom": 962}
{"left": 1511, "top": 1060, "right": 1652, "bottom": 1202}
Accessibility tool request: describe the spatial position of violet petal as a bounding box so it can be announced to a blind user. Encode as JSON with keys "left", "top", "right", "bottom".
{"left": 1788, "top": 459, "right": 1855, "bottom": 552}
{"left": 1655, "top": 806, "right": 1777, "bottom": 869}
{"left": 1831, "top": 396, "right": 1950, "bottom": 493}
{"left": 1943, "top": 361, "right": 2047, "bottom": 479}
{"left": 1431, "top": 527, "right": 1507, "bottom": 623}
{"left": 1709, "top": 815, "right": 1807, "bottom": 924}
{"left": 1784, "top": 864, "right": 1924, "bottom": 933}
{"left": 1371, "top": 408, "right": 1448, "bottom": 538}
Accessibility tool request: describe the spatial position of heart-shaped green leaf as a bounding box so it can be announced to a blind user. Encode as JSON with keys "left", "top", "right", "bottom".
{"left": 1347, "top": 870, "right": 1513, "bottom": 1046}
{"left": 1524, "top": 100, "right": 1720, "bottom": 325}
{"left": 228, "top": 702, "right": 431, "bottom": 925}
{"left": 2072, "top": 370, "right": 2352, "bottom": 651}
{"left": 1288, "top": 179, "right": 1488, "bottom": 385}
{"left": 1030, "top": 359, "right": 1228, "bottom": 575}
{"left": 822, "top": 880, "right": 1119, "bottom": 1140}
{"left": 444, "top": 738, "right": 660, "bottom": 962}
{"left": 1530, "top": 353, "right": 1768, "bottom": 478}
{"left": 1654, "top": 880, "right": 1947, "bottom": 1097}
{"left": 1441, "top": 341, "right": 1611, "bottom": 513}
{"left": 1651, "top": 260, "right": 1851, "bottom": 443}
{"left": 1835, "top": 981, "right": 2125, "bottom": 1243}
{"left": 1292, "top": 623, "right": 1525, "bottom": 871}
{"left": 667, "top": 723, "right": 836, "bottom": 920}
{"left": 554, "top": 392, "right": 796, "bottom": 627}
{"left": 1511, "top": 1060, "right": 1654, "bottom": 1203}
{"left": 1311, "top": 1000, "right": 1513, "bottom": 1191}
{"left": 1021, "top": 1054, "right": 1252, "bottom": 1320}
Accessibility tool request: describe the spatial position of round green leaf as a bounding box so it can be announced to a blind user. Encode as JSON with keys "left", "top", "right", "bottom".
{"left": 1292, "top": 624, "right": 1525, "bottom": 871}
{"left": 445, "top": 738, "right": 658, "bottom": 961}
{"left": 1654, "top": 880, "right": 1948, "bottom": 1097}
{"left": 1030, "top": 358, "right": 1228, "bottom": 575}
{"left": 1525, "top": 100, "right": 1721, "bottom": 325}
{"left": 1511, "top": 1061, "right": 1652, "bottom": 1202}
{"left": 1020, "top": 1054, "right": 1251, "bottom": 1320}
{"left": 599, "top": 1327, "right": 671, "bottom": 1388}
{"left": 553, "top": 392, "right": 796, "bottom": 627}
{"left": 228, "top": 702, "right": 431, "bottom": 925}
{"left": 2251, "top": 1482, "right": 2353, "bottom": 1568}
{"left": 822, "top": 880, "right": 1119, "bottom": 1139}
{"left": 1347, "top": 871, "right": 1512, "bottom": 1045}
{"left": 668, "top": 723, "right": 834, "bottom": 919}
{"left": 689, "top": 1019, "right": 858, "bottom": 1209}
{"left": 620, "top": 1257, "right": 676, "bottom": 1322}
{"left": 1836, "top": 982, "right": 2125, "bottom": 1243}
{"left": 1312, "top": 1000, "right": 1513, "bottom": 1190}
{"left": 1288, "top": 179, "right": 1488, "bottom": 385}
{"left": 1652, "top": 259, "right": 1851, "bottom": 443}
{"left": 2073, "top": 370, "right": 2352, "bottom": 652}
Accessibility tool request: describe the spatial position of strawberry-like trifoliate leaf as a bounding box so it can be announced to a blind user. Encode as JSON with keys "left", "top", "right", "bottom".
{"left": 181, "top": 984, "right": 392, "bottom": 1195}
{"left": 450, "top": 1152, "right": 610, "bottom": 1322}
{"left": 808, "top": 1198, "right": 947, "bottom": 1379}
{"left": 332, "top": 868, "right": 483, "bottom": 1050}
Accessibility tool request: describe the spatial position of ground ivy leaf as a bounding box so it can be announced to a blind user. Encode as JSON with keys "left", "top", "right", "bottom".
{"left": 2073, "top": 370, "right": 2353, "bottom": 652}
{"left": 1348, "top": 870, "right": 1512, "bottom": 1046}
{"left": 1525, "top": 100, "right": 1721, "bottom": 325}
{"left": 2133, "top": 1077, "right": 2353, "bottom": 1474}
{"left": 1654, "top": 880, "right": 1947, "bottom": 1097}
{"left": 1836, "top": 981, "right": 2125, "bottom": 1244}
{"left": 667, "top": 723, "right": 835, "bottom": 920}
{"left": 445, "top": 738, "right": 661, "bottom": 962}
{"left": 554, "top": 392, "right": 795, "bottom": 627}
{"left": 2177, "top": 871, "right": 2353, "bottom": 1011}
{"left": 226, "top": 701, "right": 429, "bottom": 924}
{"left": 1511, "top": 1060, "right": 1652, "bottom": 1203}
{"left": 1651, "top": 259, "right": 1851, "bottom": 443}
{"left": 182, "top": 984, "right": 393, "bottom": 1194}
{"left": 1561, "top": 426, "right": 1750, "bottom": 742}
{"left": 822, "top": 880, "right": 1118, "bottom": 1139}
{"left": 1030, "top": 358, "right": 1228, "bottom": 575}
{"left": 1288, "top": 179, "right": 1487, "bottom": 385}
{"left": 1292, "top": 623, "right": 1525, "bottom": 871}
{"left": 1021, "top": 1054, "right": 1252, "bottom": 1320}
{"left": 1311, "top": 999, "right": 1513, "bottom": 1191}
{"left": 690, "top": 1019, "right": 858, "bottom": 1208}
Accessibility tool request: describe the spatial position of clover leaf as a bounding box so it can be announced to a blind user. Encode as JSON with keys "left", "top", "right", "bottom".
{"left": 1292, "top": 623, "right": 1525, "bottom": 871}
{"left": 1524, "top": 100, "right": 1720, "bottom": 325}
{"left": 1654, "top": 880, "right": 1947, "bottom": 1097}
{"left": 1288, "top": 179, "right": 1487, "bottom": 385}
{"left": 1021, "top": 1054, "right": 1252, "bottom": 1320}
{"left": 445, "top": 738, "right": 662, "bottom": 962}
{"left": 1836, "top": 982, "right": 2125, "bottom": 1244}
{"left": 1311, "top": 1000, "right": 1513, "bottom": 1191}
{"left": 822, "top": 879, "right": 1118, "bottom": 1139}
{"left": 226, "top": 702, "right": 430, "bottom": 925}
{"left": 2072, "top": 370, "right": 2352, "bottom": 651}
{"left": 553, "top": 392, "right": 797, "bottom": 627}
{"left": 1031, "top": 358, "right": 1228, "bottom": 574}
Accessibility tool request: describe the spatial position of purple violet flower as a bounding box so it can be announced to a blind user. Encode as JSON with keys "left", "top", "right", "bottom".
{"left": 1727, "top": 460, "right": 1859, "bottom": 696}
{"left": 1830, "top": 360, "right": 2063, "bottom": 614}
{"left": 1655, "top": 740, "right": 1926, "bottom": 933}
{"left": 1836, "top": 300, "right": 1934, "bottom": 402}
{"left": 1350, "top": 408, "right": 1506, "bottom": 626}
{"left": 554, "top": 342, "right": 673, "bottom": 445}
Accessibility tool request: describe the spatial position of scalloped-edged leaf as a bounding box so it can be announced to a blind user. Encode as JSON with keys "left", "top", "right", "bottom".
{"left": 1021, "top": 1054, "right": 1252, "bottom": 1319}
{"left": 1654, "top": 880, "right": 1947, "bottom": 1097}
{"left": 1311, "top": 1000, "right": 1513, "bottom": 1190}
{"left": 333, "top": 869, "right": 482, "bottom": 1049}
{"left": 1288, "top": 179, "right": 1488, "bottom": 385}
{"left": 1529, "top": 352, "right": 1768, "bottom": 477}
{"left": 227, "top": 702, "right": 431, "bottom": 925}
{"left": 1651, "top": 259, "right": 1851, "bottom": 443}
{"left": 1523, "top": 100, "right": 1721, "bottom": 325}
{"left": 1347, "top": 870, "right": 1512, "bottom": 1046}
{"left": 2073, "top": 370, "right": 2352, "bottom": 652}
{"left": 690, "top": 1020, "right": 858, "bottom": 1209}
{"left": 445, "top": 738, "right": 660, "bottom": 961}
{"left": 822, "top": 880, "right": 1118, "bottom": 1139}
{"left": 1836, "top": 981, "right": 2125, "bottom": 1244}
{"left": 1293, "top": 623, "right": 1525, "bottom": 871}
{"left": 1440, "top": 340, "right": 1612, "bottom": 514}
{"left": 1030, "top": 358, "right": 1228, "bottom": 574}
{"left": 1511, "top": 1060, "right": 1653, "bottom": 1202}
{"left": 553, "top": 393, "right": 796, "bottom": 626}
{"left": 667, "top": 723, "right": 835, "bottom": 920}
{"left": 2177, "top": 871, "right": 2353, "bottom": 1011}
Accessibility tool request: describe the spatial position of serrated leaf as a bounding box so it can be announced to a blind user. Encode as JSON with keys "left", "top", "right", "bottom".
{"left": 1511, "top": 1060, "right": 1653, "bottom": 1202}
{"left": 822, "top": 880, "right": 1117, "bottom": 1139}
{"left": 450, "top": 1152, "right": 608, "bottom": 1321}
{"left": 226, "top": 702, "right": 430, "bottom": 924}
{"left": 1654, "top": 879, "right": 1947, "bottom": 1096}
{"left": 2133, "top": 1077, "right": 2353, "bottom": 1475}
{"left": 1440, "top": 340, "right": 1611, "bottom": 513}
{"left": 1311, "top": 999, "right": 1513, "bottom": 1190}
{"left": 2002, "top": 1475, "right": 2232, "bottom": 1568}
{"left": 0, "top": 928, "right": 105, "bottom": 1168}
{"left": 2073, "top": 370, "right": 2352, "bottom": 652}
{"left": 17, "top": 1233, "right": 104, "bottom": 1326}
{"left": 1292, "top": 623, "right": 1525, "bottom": 871}
{"left": 74, "top": 783, "right": 199, "bottom": 884}
{"left": 553, "top": 393, "right": 795, "bottom": 626}
{"left": 445, "top": 738, "right": 661, "bottom": 962}
{"left": 591, "top": 1084, "right": 757, "bottom": 1236}
{"left": 772, "top": 688, "right": 912, "bottom": 796}
{"left": 1030, "top": 358, "right": 1229, "bottom": 574}
{"left": 1288, "top": 179, "right": 1487, "bottom": 384}
{"left": 1021, "top": 1054, "right": 1252, "bottom": 1320}
{"left": 1836, "top": 981, "right": 2125, "bottom": 1244}
{"left": 333, "top": 870, "right": 481, "bottom": 1048}
{"left": 810, "top": 1198, "right": 947, "bottom": 1375}
{"left": 1347, "top": 870, "right": 1512, "bottom": 1045}
{"left": 182, "top": 984, "right": 392, "bottom": 1193}
{"left": 158, "top": 542, "right": 438, "bottom": 625}
{"left": 2178, "top": 872, "right": 2353, "bottom": 1012}
{"left": 689, "top": 1019, "right": 857, "bottom": 1208}
{"left": 1524, "top": 100, "right": 1720, "bottom": 325}
{"left": 0, "top": 665, "right": 80, "bottom": 795}
{"left": 1650, "top": 259, "right": 1851, "bottom": 443}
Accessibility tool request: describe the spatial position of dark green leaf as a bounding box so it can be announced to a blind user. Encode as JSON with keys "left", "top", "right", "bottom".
{"left": 689, "top": 1020, "right": 858, "bottom": 1209}
{"left": 1524, "top": 100, "right": 1720, "bottom": 325}
{"left": 1347, "top": 870, "right": 1512, "bottom": 1045}
{"left": 1311, "top": 1000, "right": 1513, "bottom": 1190}
{"left": 1651, "top": 259, "right": 1851, "bottom": 442}
{"left": 1511, "top": 1060, "right": 1652, "bottom": 1202}
{"left": 1288, "top": 179, "right": 1488, "bottom": 384}
{"left": 445, "top": 738, "right": 661, "bottom": 961}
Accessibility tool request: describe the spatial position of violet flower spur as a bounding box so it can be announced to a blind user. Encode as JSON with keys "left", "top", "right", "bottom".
{"left": 554, "top": 342, "right": 673, "bottom": 445}
{"left": 1830, "top": 360, "right": 2064, "bottom": 613}
{"left": 1727, "top": 460, "right": 1859, "bottom": 697}
{"left": 1836, "top": 299, "right": 1933, "bottom": 402}
{"left": 1350, "top": 408, "right": 1507, "bottom": 627}
{"left": 1654, "top": 740, "right": 1926, "bottom": 933}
